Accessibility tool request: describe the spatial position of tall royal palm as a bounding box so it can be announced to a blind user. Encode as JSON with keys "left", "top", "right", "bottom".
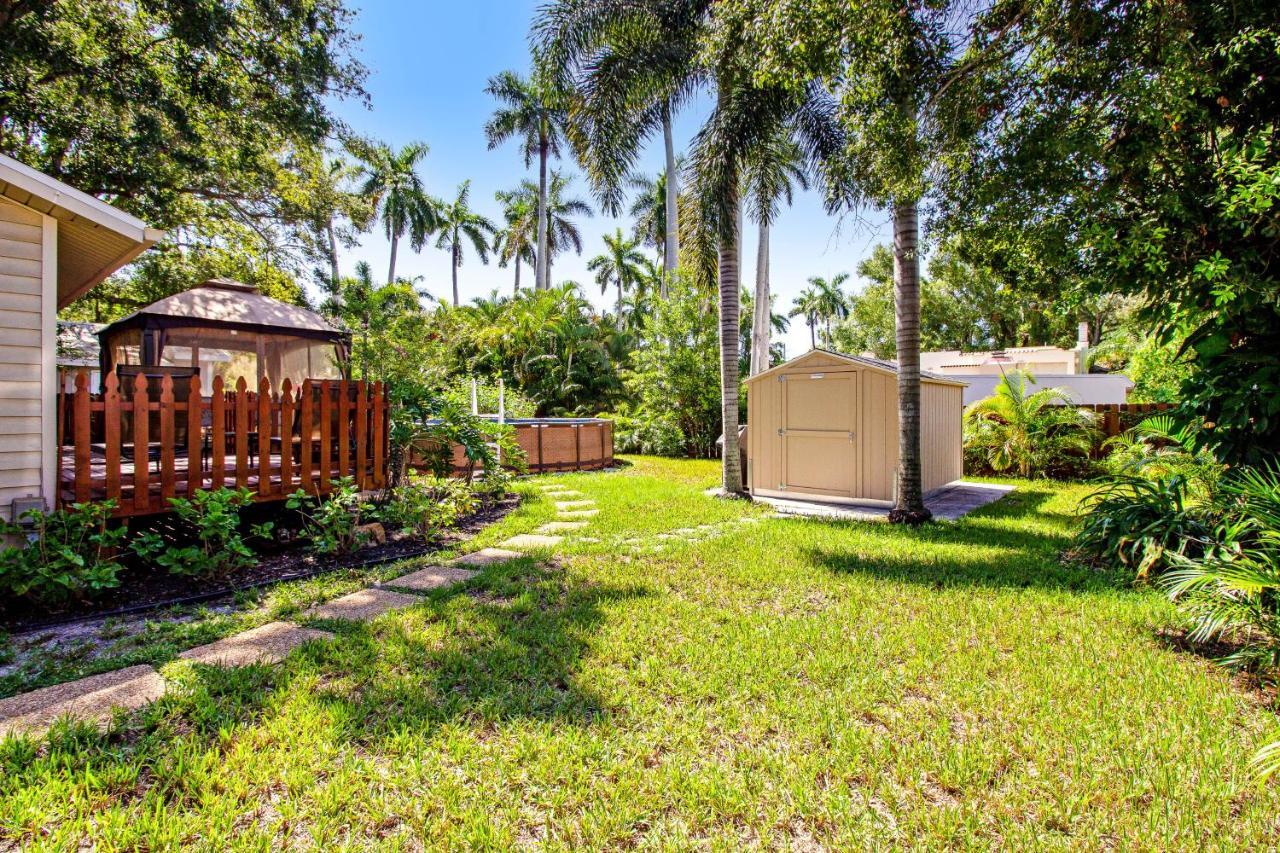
{"left": 484, "top": 69, "right": 566, "bottom": 291}
{"left": 588, "top": 229, "right": 647, "bottom": 315}
{"left": 789, "top": 287, "right": 821, "bottom": 350}
{"left": 493, "top": 188, "right": 537, "bottom": 294}
{"left": 432, "top": 181, "right": 497, "bottom": 307}
{"left": 745, "top": 134, "right": 808, "bottom": 375}
{"left": 351, "top": 139, "right": 438, "bottom": 285}
{"left": 808, "top": 273, "right": 850, "bottom": 347}
{"left": 539, "top": 0, "right": 845, "bottom": 494}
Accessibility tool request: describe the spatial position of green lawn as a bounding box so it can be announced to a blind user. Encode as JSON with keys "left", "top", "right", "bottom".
{"left": 2, "top": 456, "right": 1278, "bottom": 847}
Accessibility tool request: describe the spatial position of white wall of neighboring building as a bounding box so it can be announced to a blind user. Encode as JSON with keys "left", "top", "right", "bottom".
{"left": 958, "top": 372, "right": 1134, "bottom": 406}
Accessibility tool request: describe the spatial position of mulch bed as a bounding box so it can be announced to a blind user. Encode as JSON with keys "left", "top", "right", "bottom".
{"left": 1, "top": 496, "right": 520, "bottom": 633}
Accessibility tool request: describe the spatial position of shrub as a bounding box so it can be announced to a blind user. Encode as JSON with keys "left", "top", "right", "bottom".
{"left": 605, "top": 405, "right": 686, "bottom": 457}
{"left": 287, "top": 477, "right": 373, "bottom": 555}
{"left": 131, "top": 488, "right": 272, "bottom": 578}
{"left": 1099, "top": 414, "right": 1223, "bottom": 495}
{"left": 0, "top": 501, "right": 127, "bottom": 605}
{"left": 376, "top": 474, "right": 479, "bottom": 539}
{"left": 963, "top": 371, "right": 1097, "bottom": 478}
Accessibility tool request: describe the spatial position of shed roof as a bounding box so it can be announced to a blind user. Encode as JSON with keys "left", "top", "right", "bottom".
{"left": 743, "top": 348, "right": 968, "bottom": 387}
{"left": 101, "top": 279, "right": 345, "bottom": 340}
{"left": 0, "top": 154, "right": 164, "bottom": 309}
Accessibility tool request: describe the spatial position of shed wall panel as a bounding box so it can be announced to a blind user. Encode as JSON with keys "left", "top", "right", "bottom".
{"left": 0, "top": 199, "right": 45, "bottom": 506}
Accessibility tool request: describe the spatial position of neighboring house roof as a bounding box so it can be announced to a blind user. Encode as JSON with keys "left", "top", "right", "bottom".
{"left": 100, "top": 278, "right": 345, "bottom": 340}
{"left": 0, "top": 154, "right": 165, "bottom": 309}
{"left": 56, "top": 321, "right": 104, "bottom": 365}
{"left": 920, "top": 345, "right": 1081, "bottom": 374}
{"left": 744, "top": 348, "right": 968, "bottom": 387}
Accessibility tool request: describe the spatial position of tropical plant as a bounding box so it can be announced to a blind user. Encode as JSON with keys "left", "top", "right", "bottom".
{"left": 492, "top": 173, "right": 593, "bottom": 287}
{"left": 806, "top": 274, "right": 850, "bottom": 348}
{"left": 1101, "top": 415, "right": 1224, "bottom": 494}
{"left": 287, "top": 477, "right": 374, "bottom": 556}
{"left": 433, "top": 181, "right": 497, "bottom": 306}
{"left": 484, "top": 69, "right": 568, "bottom": 290}
{"left": 963, "top": 371, "right": 1098, "bottom": 478}
{"left": 493, "top": 187, "right": 538, "bottom": 294}
{"left": 0, "top": 502, "right": 128, "bottom": 605}
{"left": 588, "top": 229, "right": 649, "bottom": 315}
{"left": 789, "top": 287, "right": 821, "bottom": 350}
{"left": 350, "top": 139, "right": 439, "bottom": 284}
{"left": 376, "top": 473, "right": 480, "bottom": 540}
{"left": 745, "top": 133, "right": 808, "bottom": 374}
{"left": 131, "top": 488, "right": 273, "bottom": 578}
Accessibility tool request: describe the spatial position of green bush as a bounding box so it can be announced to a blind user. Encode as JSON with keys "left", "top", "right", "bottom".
{"left": 0, "top": 501, "right": 128, "bottom": 605}
{"left": 963, "top": 371, "right": 1097, "bottom": 478}
{"left": 376, "top": 474, "right": 479, "bottom": 539}
{"left": 131, "top": 488, "right": 272, "bottom": 578}
{"left": 605, "top": 405, "right": 686, "bottom": 457}
{"left": 287, "top": 477, "right": 373, "bottom": 555}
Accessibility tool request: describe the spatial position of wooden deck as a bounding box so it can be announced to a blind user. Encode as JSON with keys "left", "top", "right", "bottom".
{"left": 58, "top": 371, "right": 389, "bottom": 517}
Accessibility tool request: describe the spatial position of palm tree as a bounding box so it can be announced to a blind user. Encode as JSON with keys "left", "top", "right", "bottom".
{"left": 350, "top": 140, "right": 438, "bottom": 285}
{"left": 432, "top": 181, "right": 497, "bottom": 307}
{"left": 807, "top": 273, "right": 850, "bottom": 347}
{"left": 538, "top": 0, "right": 846, "bottom": 494}
{"left": 541, "top": 172, "right": 594, "bottom": 283}
{"left": 588, "top": 229, "right": 648, "bottom": 315}
{"left": 963, "top": 371, "right": 1097, "bottom": 478}
{"left": 484, "top": 69, "right": 566, "bottom": 291}
{"left": 493, "top": 187, "right": 537, "bottom": 294}
{"left": 745, "top": 134, "right": 808, "bottom": 375}
{"left": 626, "top": 163, "right": 683, "bottom": 295}
{"left": 789, "top": 287, "right": 821, "bottom": 350}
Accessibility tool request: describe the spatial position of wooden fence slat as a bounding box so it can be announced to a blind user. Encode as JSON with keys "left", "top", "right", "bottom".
{"left": 73, "top": 371, "right": 91, "bottom": 503}
{"left": 211, "top": 376, "right": 225, "bottom": 490}
{"left": 186, "top": 375, "right": 202, "bottom": 496}
{"left": 372, "top": 382, "right": 384, "bottom": 489}
{"left": 132, "top": 373, "right": 150, "bottom": 512}
{"left": 280, "top": 379, "right": 294, "bottom": 493}
{"left": 300, "top": 380, "right": 314, "bottom": 494}
{"left": 159, "top": 374, "right": 176, "bottom": 502}
{"left": 338, "top": 379, "right": 350, "bottom": 482}
{"left": 103, "top": 371, "right": 121, "bottom": 503}
{"left": 235, "top": 377, "right": 249, "bottom": 489}
{"left": 258, "top": 376, "right": 272, "bottom": 497}
{"left": 355, "top": 380, "right": 368, "bottom": 489}
{"left": 318, "top": 380, "right": 332, "bottom": 492}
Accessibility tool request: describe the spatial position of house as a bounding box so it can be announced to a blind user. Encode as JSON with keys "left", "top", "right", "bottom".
{"left": 919, "top": 324, "right": 1134, "bottom": 405}
{"left": 743, "top": 349, "right": 965, "bottom": 506}
{"left": 0, "top": 154, "right": 162, "bottom": 516}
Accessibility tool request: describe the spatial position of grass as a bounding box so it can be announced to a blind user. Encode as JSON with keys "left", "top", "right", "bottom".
{"left": 2, "top": 456, "right": 1278, "bottom": 847}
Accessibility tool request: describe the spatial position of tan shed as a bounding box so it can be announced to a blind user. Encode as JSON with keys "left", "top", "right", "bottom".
{"left": 744, "top": 349, "right": 966, "bottom": 506}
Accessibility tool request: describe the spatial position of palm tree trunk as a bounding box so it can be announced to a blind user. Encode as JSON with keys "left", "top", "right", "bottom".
{"left": 809, "top": 319, "right": 815, "bottom": 350}
{"left": 452, "top": 244, "right": 460, "bottom": 307}
{"left": 889, "top": 198, "right": 931, "bottom": 524}
{"left": 513, "top": 258, "right": 520, "bottom": 295}
{"left": 718, "top": 178, "right": 744, "bottom": 495}
{"left": 617, "top": 280, "right": 624, "bottom": 316}
{"left": 387, "top": 233, "right": 399, "bottom": 286}
{"left": 750, "top": 220, "right": 771, "bottom": 376}
{"left": 326, "top": 218, "right": 340, "bottom": 291}
{"left": 536, "top": 134, "right": 550, "bottom": 291}
{"left": 662, "top": 100, "right": 679, "bottom": 295}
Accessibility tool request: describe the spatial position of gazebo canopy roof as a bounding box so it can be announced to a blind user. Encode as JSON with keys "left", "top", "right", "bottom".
{"left": 99, "top": 279, "right": 347, "bottom": 342}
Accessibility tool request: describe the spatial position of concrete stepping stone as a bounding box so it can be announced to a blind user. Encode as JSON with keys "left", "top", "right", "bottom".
{"left": 558, "top": 509, "right": 599, "bottom": 519}
{"left": 545, "top": 489, "right": 584, "bottom": 497}
{"left": 386, "top": 565, "right": 475, "bottom": 592}
{"left": 537, "top": 484, "right": 568, "bottom": 492}
{"left": 451, "top": 547, "right": 522, "bottom": 567}
{"left": 500, "top": 533, "right": 563, "bottom": 550}
{"left": 304, "top": 588, "right": 419, "bottom": 622}
{"left": 179, "top": 622, "right": 333, "bottom": 667}
{"left": 536, "top": 521, "right": 588, "bottom": 534}
{"left": 0, "top": 665, "right": 166, "bottom": 737}
{"left": 554, "top": 500, "right": 596, "bottom": 510}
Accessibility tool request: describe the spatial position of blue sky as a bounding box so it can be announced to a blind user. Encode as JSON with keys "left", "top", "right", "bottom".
{"left": 330, "top": 0, "right": 894, "bottom": 358}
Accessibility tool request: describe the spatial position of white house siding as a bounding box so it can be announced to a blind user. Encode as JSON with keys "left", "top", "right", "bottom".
{"left": 0, "top": 197, "right": 54, "bottom": 510}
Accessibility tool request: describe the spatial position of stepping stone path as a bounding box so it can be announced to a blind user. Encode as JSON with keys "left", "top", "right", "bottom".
{"left": 304, "top": 588, "right": 421, "bottom": 622}
{"left": 0, "top": 485, "right": 608, "bottom": 739}
{"left": 500, "top": 533, "right": 564, "bottom": 550}
{"left": 0, "top": 665, "right": 166, "bottom": 737}
{"left": 386, "top": 565, "right": 476, "bottom": 592}
{"left": 614, "top": 515, "right": 763, "bottom": 555}
{"left": 536, "top": 521, "right": 588, "bottom": 534}
{"left": 180, "top": 622, "right": 333, "bottom": 667}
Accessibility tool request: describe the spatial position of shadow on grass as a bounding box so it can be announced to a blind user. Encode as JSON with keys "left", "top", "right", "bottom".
{"left": 801, "top": 482, "right": 1126, "bottom": 594}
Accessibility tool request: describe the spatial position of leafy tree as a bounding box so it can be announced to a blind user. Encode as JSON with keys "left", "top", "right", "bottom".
{"left": 484, "top": 69, "right": 567, "bottom": 290}
{"left": 433, "top": 181, "right": 497, "bottom": 307}
{"left": 351, "top": 140, "right": 439, "bottom": 285}
{"left": 323, "top": 261, "right": 428, "bottom": 379}
{"left": 588, "top": 229, "right": 649, "bottom": 315}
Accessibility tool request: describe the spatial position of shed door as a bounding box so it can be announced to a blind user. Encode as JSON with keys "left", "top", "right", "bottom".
{"left": 780, "top": 372, "right": 858, "bottom": 497}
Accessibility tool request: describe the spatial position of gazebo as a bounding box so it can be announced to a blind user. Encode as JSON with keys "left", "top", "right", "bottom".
{"left": 96, "top": 278, "right": 349, "bottom": 395}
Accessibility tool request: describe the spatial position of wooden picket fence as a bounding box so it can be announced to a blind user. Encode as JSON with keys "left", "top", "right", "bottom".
{"left": 57, "top": 370, "right": 389, "bottom": 518}
{"left": 1082, "top": 402, "right": 1175, "bottom": 441}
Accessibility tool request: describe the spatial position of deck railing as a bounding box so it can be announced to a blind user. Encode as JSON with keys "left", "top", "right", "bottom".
{"left": 57, "top": 370, "right": 389, "bottom": 517}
